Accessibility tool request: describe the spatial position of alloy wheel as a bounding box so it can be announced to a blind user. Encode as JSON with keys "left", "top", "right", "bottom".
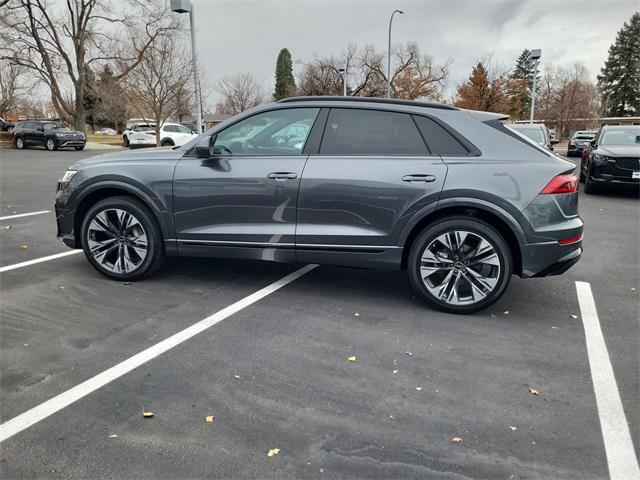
{"left": 86, "top": 208, "right": 148, "bottom": 274}
{"left": 46, "top": 138, "right": 55, "bottom": 150}
{"left": 16, "top": 137, "right": 24, "bottom": 149}
{"left": 419, "top": 230, "right": 501, "bottom": 306}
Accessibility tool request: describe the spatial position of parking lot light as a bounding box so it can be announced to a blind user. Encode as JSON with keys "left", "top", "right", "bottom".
{"left": 387, "top": 9, "right": 404, "bottom": 98}
{"left": 170, "top": 0, "right": 203, "bottom": 134}
{"left": 529, "top": 48, "right": 541, "bottom": 124}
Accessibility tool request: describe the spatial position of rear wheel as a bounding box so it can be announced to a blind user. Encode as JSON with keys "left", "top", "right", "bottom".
{"left": 81, "top": 196, "right": 164, "bottom": 281}
{"left": 15, "top": 136, "right": 26, "bottom": 150}
{"left": 584, "top": 164, "right": 597, "bottom": 194}
{"left": 408, "top": 216, "right": 512, "bottom": 314}
{"left": 123, "top": 135, "right": 129, "bottom": 147}
{"left": 160, "top": 138, "right": 174, "bottom": 147}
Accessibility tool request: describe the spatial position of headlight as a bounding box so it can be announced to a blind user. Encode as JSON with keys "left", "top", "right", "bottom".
{"left": 57, "top": 170, "right": 77, "bottom": 191}
{"left": 593, "top": 154, "right": 609, "bottom": 163}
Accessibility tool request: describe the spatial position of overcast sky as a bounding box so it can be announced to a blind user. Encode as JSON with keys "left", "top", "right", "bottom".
{"left": 191, "top": 0, "right": 637, "bottom": 104}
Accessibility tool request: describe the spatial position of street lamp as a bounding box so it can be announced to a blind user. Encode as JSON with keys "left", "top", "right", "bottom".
{"left": 170, "top": 0, "right": 203, "bottom": 133}
{"left": 338, "top": 63, "right": 347, "bottom": 96}
{"left": 387, "top": 9, "right": 404, "bottom": 98}
{"left": 529, "top": 48, "right": 541, "bottom": 124}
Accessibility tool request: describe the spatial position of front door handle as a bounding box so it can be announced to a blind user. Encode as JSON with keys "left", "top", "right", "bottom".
{"left": 402, "top": 174, "right": 437, "bottom": 183}
{"left": 267, "top": 172, "right": 297, "bottom": 180}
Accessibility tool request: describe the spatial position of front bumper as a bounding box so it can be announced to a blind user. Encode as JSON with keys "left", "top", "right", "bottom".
{"left": 55, "top": 203, "right": 78, "bottom": 249}
{"left": 57, "top": 138, "right": 86, "bottom": 147}
{"left": 589, "top": 159, "right": 640, "bottom": 185}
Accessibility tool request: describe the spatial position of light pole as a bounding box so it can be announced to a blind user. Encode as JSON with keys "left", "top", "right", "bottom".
{"left": 338, "top": 63, "right": 347, "bottom": 96}
{"left": 387, "top": 9, "right": 404, "bottom": 98}
{"left": 529, "top": 49, "right": 541, "bottom": 124}
{"left": 170, "top": 0, "right": 202, "bottom": 133}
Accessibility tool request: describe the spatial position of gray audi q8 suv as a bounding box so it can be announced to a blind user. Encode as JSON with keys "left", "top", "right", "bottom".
{"left": 55, "top": 97, "right": 583, "bottom": 314}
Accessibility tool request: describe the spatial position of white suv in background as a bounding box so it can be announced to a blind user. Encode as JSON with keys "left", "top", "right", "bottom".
{"left": 128, "top": 122, "right": 197, "bottom": 149}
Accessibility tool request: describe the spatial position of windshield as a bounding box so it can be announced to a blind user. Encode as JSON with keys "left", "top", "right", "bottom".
{"left": 600, "top": 128, "right": 640, "bottom": 146}
{"left": 44, "top": 123, "right": 71, "bottom": 132}
{"left": 509, "top": 127, "right": 545, "bottom": 144}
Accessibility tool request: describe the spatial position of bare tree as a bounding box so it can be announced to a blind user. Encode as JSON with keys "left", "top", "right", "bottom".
{"left": 0, "top": 0, "right": 179, "bottom": 131}
{"left": 123, "top": 33, "right": 193, "bottom": 145}
{"left": 0, "top": 57, "right": 34, "bottom": 116}
{"left": 215, "top": 73, "right": 268, "bottom": 115}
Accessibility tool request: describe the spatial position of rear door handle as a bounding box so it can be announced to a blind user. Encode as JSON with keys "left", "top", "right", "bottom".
{"left": 267, "top": 172, "right": 297, "bottom": 180}
{"left": 402, "top": 174, "right": 437, "bottom": 183}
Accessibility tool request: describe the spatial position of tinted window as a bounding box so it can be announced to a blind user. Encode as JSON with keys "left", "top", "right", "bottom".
{"left": 320, "top": 109, "right": 427, "bottom": 155}
{"left": 413, "top": 116, "right": 469, "bottom": 155}
{"left": 213, "top": 108, "right": 319, "bottom": 156}
{"left": 163, "top": 125, "right": 178, "bottom": 132}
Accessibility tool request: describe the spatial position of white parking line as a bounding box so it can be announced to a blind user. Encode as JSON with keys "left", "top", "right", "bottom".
{"left": 0, "top": 210, "right": 51, "bottom": 221}
{"left": 575, "top": 281, "right": 640, "bottom": 480}
{"left": 0, "top": 263, "right": 317, "bottom": 443}
{"left": 0, "top": 250, "right": 82, "bottom": 273}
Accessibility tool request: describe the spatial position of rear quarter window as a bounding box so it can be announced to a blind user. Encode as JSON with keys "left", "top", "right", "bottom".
{"left": 413, "top": 115, "right": 469, "bottom": 155}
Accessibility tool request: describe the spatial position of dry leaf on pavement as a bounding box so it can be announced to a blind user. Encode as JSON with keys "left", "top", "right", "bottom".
{"left": 142, "top": 409, "right": 154, "bottom": 418}
{"left": 267, "top": 448, "right": 280, "bottom": 457}
{"left": 503, "top": 310, "right": 510, "bottom": 315}
{"left": 510, "top": 425, "right": 518, "bottom": 431}
{"left": 20, "top": 244, "right": 28, "bottom": 250}
{"left": 234, "top": 374, "right": 240, "bottom": 379}
{"left": 528, "top": 388, "right": 540, "bottom": 396}
{"left": 416, "top": 386, "right": 423, "bottom": 391}
{"left": 392, "top": 369, "right": 399, "bottom": 374}
{"left": 347, "top": 355, "right": 356, "bottom": 362}
{"left": 405, "top": 351, "right": 413, "bottom": 356}
{"left": 205, "top": 415, "right": 214, "bottom": 423}
{"left": 451, "top": 437, "right": 462, "bottom": 445}
{"left": 569, "top": 314, "right": 578, "bottom": 319}
{"left": 354, "top": 312, "right": 360, "bottom": 317}
{"left": 108, "top": 433, "right": 118, "bottom": 438}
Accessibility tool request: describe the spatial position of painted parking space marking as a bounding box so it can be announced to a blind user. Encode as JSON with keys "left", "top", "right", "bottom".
{"left": 0, "top": 264, "right": 317, "bottom": 443}
{"left": 0, "top": 250, "right": 83, "bottom": 273}
{"left": 0, "top": 210, "right": 51, "bottom": 221}
{"left": 575, "top": 281, "right": 640, "bottom": 480}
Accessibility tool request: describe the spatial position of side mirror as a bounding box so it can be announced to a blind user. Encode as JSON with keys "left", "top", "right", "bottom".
{"left": 37, "top": 126, "right": 44, "bottom": 132}
{"left": 590, "top": 140, "right": 597, "bottom": 148}
{"left": 194, "top": 135, "right": 214, "bottom": 158}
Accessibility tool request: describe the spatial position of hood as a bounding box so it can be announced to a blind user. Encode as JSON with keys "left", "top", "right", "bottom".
{"left": 69, "top": 147, "right": 181, "bottom": 170}
{"left": 56, "top": 129, "right": 85, "bottom": 136}
{"left": 597, "top": 145, "right": 640, "bottom": 157}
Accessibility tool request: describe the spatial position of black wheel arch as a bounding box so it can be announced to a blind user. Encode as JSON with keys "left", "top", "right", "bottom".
{"left": 71, "top": 182, "right": 175, "bottom": 254}
{"left": 401, "top": 202, "right": 524, "bottom": 277}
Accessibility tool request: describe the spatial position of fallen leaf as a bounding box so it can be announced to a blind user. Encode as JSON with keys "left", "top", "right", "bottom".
{"left": 347, "top": 355, "right": 357, "bottom": 362}
{"left": 319, "top": 468, "right": 324, "bottom": 473}
{"left": 528, "top": 388, "right": 539, "bottom": 396}
{"left": 20, "top": 244, "right": 28, "bottom": 250}
{"left": 108, "top": 433, "right": 118, "bottom": 438}
{"left": 451, "top": 436, "right": 462, "bottom": 445}
{"left": 205, "top": 415, "right": 214, "bottom": 423}
{"left": 405, "top": 351, "right": 413, "bottom": 356}
{"left": 569, "top": 314, "right": 578, "bottom": 319}
{"left": 354, "top": 312, "right": 360, "bottom": 317}
{"left": 631, "top": 288, "right": 637, "bottom": 292}
{"left": 415, "top": 387, "right": 423, "bottom": 391}
{"left": 509, "top": 425, "right": 517, "bottom": 431}
{"left": 5, "top": 225, "right": 11, "bottom": 229}
{"left": 551, "top": 326, "right": 559, "bottom": 329}
{"left": 392, "top": 369, "right": 399, "bottom": 374}
{"left": 502, "top": 310, "right": 510, "bottom": 315}
{"left": 123, "top": 282, "right": 131, "bottom": 286}
{"left": 142, "top": 409, "right": 154, "bottom": 418}
{"left": 490, "top": 314, "right": 497, "bottom": 319}
{"left": 234, "top": 374, "right": 240, "bottom": 379}
{"left": 267, "top": 448, "right": 280, "bottom": 457}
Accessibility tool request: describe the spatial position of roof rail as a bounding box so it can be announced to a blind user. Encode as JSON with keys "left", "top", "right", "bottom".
{"left": 277, "top": 96, "right": 458, "bottom": 111}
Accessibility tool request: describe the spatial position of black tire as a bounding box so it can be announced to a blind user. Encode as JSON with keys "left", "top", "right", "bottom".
{"left": 15, "top": 136, "right": 26, "bottom": 150}
{"left": 408, "top": 216, "right": 513, "bottom": 314}
{"left": 80, "top": 196, "right": 165, "bottom": 281}
{"left": 579, "top": 166, "right": 585, "bottom": 183}
{"left": 160, "top": 138, "right": 174, "bottom": 147}
{"left": 123, "top": 135, "right": 129, "bottom": 147}
{"left": 74, "top": 145, "right": 85, "bottom": 151}
{"left": 45, "top": 137, "right": 57, "bottom": 151}
{"left": 584, "top": 164, "right": 597, "bottom": 194}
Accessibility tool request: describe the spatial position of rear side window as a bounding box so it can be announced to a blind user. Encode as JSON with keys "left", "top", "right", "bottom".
{"left": 320, "top": 108, "right": 427, "bottom": 155}
{"left": 413, "top": 116, "right": 469, "bottom": 155}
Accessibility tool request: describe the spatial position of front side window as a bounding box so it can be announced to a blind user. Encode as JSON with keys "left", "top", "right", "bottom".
{"left": 320, "top": 108, "right": 427, "bottom": 155}
{"left": 212, "top": 108, "right": 319, "bottom": 156}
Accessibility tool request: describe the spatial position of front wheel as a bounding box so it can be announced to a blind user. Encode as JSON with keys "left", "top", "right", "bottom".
{"left": 80, "top": 196, "right": 165, "bottom": 281}
{"left": 45, "top": 137, "right": 57, "bottom": 151}
{"left": 584, "top": 164, "right": 597, "bottom": 194}
{"left": 74, "top": 145, "right": 85, "bottom": 151}
{"left": 15, "top": 136, "right": 26, "bottom": 149}
{"left": 123, "top": 135, "right": 129, "bottom": 147}
{"left": 408, "top": 216, "right": 512, "bottom": 314}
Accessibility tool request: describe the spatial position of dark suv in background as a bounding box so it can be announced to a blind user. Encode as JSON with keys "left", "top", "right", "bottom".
{"left": 55, "top": 97, "right": 583, "bottom": 314}
{"left": 13, "top": 120, "right": 86, "bottom": 151}
{"left": 567, "top": 130, "right": 596, "bottom": 157}
{"left": 580, "top": 125, "right": 640, "bottom": 193}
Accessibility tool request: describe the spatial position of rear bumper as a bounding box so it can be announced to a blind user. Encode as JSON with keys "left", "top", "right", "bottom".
{"left": 520, "top": 240, "right": 582, "bottom": 278}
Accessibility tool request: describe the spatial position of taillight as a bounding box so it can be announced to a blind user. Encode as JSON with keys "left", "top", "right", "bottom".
{"left": 541, "top": 173, "right": 578, "bottom": 194}
{"left": 558, "top": 233, "right": 583, "bottom": 245}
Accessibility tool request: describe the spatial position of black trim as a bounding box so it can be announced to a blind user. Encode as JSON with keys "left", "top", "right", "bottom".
{"left": 411, "top": 114, "right": 480, "bottom": 156}
{"left": 485, "top": 120, "right": 554, "bottom": 157}
{"left": 278, "top": 96, "right": 458, "bottom": 111}
{"left": 302, "top": 108, "right": 328, "bottom": 155}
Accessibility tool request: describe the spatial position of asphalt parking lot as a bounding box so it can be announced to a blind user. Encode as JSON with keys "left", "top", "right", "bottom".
{"left": 1, "top": 148, "right": 638, "bottom": 479}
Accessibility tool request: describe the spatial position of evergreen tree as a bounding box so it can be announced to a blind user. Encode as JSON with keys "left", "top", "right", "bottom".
{"left": 508, "top": 49, "right": 537, "bottom": 120}
{"left": 597, "top": 12, "right": 640, "bottom": 116}
{"left": 93, "top": 64, "right": 129, "bottom": 131}
{"left": 82, "top": 66, "right": 97, "bottom": 129}
{"left": 273, "top": 48, "right": 296, "bottom": 100}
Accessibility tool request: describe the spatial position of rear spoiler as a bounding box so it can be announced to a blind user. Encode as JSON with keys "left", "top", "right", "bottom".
{"left": 463, "top": 109, "right": 510, "bottom": 122}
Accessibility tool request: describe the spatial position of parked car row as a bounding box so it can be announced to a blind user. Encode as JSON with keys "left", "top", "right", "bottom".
{"left": 507, "top": 123, "right": 559, "bottom": 151}
{"left": 0, "top": 117, "right": 16, "bottom": 132}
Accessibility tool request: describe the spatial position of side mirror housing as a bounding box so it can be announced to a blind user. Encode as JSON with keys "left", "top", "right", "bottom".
{"left": 551, "top": 138, "right": 559, "bottom": 145}
{"left": 194, "top": 135, "right": 214, "bottom": 158}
